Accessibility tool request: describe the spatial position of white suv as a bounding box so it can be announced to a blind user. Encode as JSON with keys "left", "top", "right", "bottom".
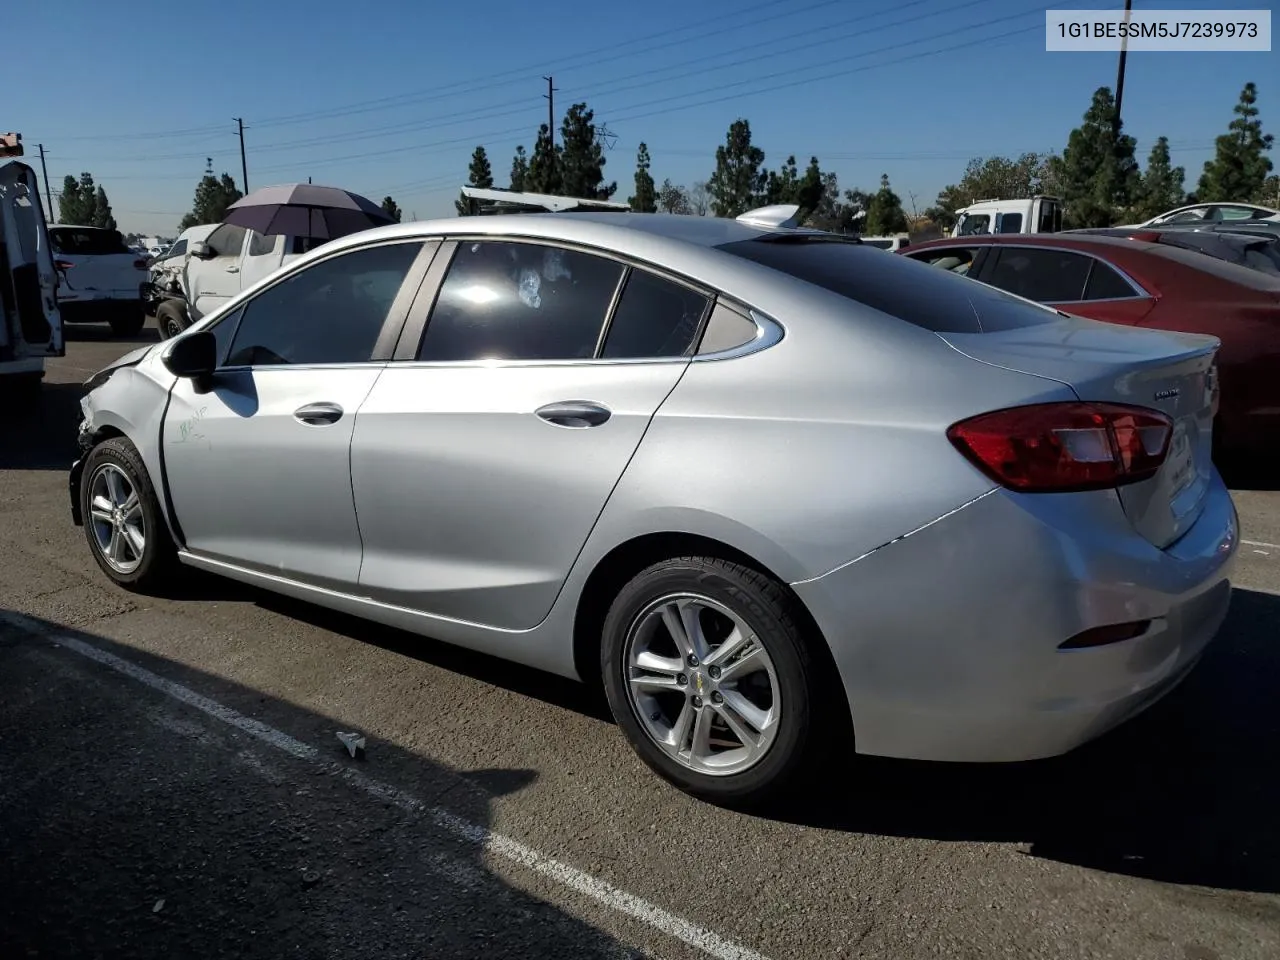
{"left": 49, "top": 225, "right": 149, "bottom": 337}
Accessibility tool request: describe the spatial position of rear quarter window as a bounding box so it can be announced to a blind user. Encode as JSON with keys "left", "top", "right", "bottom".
{"left": 716, "top": 237, "right": 1060, "bottom": 334}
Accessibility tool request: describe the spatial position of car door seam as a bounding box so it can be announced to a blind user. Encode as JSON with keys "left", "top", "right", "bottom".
{"left": 350, "top": 362, "right": 394, "bottom": 588}
{"left": 530, "top": 359, "right": 698, "bottom": 629}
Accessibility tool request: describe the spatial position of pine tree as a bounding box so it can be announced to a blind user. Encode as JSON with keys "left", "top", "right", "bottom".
{"left": 865, "top": 174, "right": 908, "bottom": 235}
{"left": 559, "top": 103, "right": 616, "bottom": 200}
{"left": 179, "top": 167, "right": 243, "bottom": 230}
{"left": 525, "top": 125, "right": 562, "bottom": 195}
{"left": 91, "top": 184, "right": 117, "bottom": 231}
{"left": 796, "top": 157, "right": 824, "bottom": 220}
{"left": 765, "top": 156, "right": 800, "bottom": 205}
{"left": 1132, "top": 137, "right": 1185, "bottom": 221}
{"left": 509, "top": 145, "right": 529, "bottom": 192}
{"left": 708, "top": 119, "right": 766, "bottom": 217}
{"left": 380, "top": 196, "right": 402, "bottom": 222}
{"left": 629, "top": 142, "right": 657, "bottom": 212}
{"left": 1052, "top": 87, "right": 1140, "bottom": 227}
{"left": 59, "top": 174, "right": 86, "bottom": 224}
{"left": 456, "top": 146, "right": 495, "bottom": 215}
{"left": 1198, "top": 82, "right": 1274, "bottom": 203}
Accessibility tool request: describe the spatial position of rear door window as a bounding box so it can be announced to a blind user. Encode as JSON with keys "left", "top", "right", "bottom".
{"left": 1082, "top": 260, "right": 1140, "bottom": 299}
{"left": 980, "top": 247, "right": 1092, "bottom": 303}
{"left": 418, "top": 241, "right": 623, "bottom": 361}
{"left": 718, "top": 236, "right": 1056, "bottom": 334}
{"left": 600, "top": 269, "right": 710, "bottom": 359}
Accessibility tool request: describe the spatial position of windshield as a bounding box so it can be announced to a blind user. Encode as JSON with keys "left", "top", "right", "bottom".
{"left": 49, "top": 227, "right": 130, "bottom": 256}
{"left": 716, "top": 236, "right": 1059, "bottom": 334}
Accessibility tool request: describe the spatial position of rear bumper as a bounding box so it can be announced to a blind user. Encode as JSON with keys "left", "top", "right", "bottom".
{"left": 792, "top": 474, "right": 1239, "bottom": 763}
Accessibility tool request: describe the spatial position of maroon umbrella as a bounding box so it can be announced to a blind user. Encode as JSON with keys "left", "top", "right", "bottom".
{"left": 222, "top": 183, "right": 394, "bottom": 240}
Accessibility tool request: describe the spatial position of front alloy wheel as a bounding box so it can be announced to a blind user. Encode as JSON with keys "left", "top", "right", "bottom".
{"left": 80, "top": 436, "right": 178, "bottom": 591}
{"left": 88, "top": 463, "right": 146, "bottom": 574}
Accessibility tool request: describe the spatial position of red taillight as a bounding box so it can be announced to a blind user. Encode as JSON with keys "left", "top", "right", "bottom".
{"left": 133, "top": 258, "right": 149, "bottom": 270}
{"left": 54, "top": 259, "right": 74, "bottom": 271}
{"left": 947, "top": 401, "right": 1173, "bottom": 493}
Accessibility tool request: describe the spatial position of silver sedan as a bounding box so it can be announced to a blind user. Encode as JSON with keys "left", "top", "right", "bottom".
{"left": 71, "top": 207, "right": 1239, "bottom": 805}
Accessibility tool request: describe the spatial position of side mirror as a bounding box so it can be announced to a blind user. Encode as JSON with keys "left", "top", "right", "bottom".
{"left": 162, "top": 330, "right": 217, "bottom": 390}
{"left": 189, "top": 241, "right": 213, "bottom": 259}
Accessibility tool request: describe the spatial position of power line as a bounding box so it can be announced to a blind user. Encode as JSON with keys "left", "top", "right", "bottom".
{"left": 37, "top": 0, "right": 813, "bottom": 144}
{"left": 242, "top": 0, "right": 841, "bottom": 131}
{"left": 58, "top": 0, "right": 945, "bottom": 166}
{"left": 75, "top": 0, "right": 1051, "bottom": 177}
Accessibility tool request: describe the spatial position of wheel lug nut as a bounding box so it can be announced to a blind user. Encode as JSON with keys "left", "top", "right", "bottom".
{"left": 687, "top": 655, "right": 699, "bottom": 667}
{"left": 708, "top": 665, "right": 721, "bottom": 679}
{"left": 692, "top": 696, "right": 703, "bottom": 708}
{"left": 676, "top": 674, "right": 688, "bottom": 687}
{"left": 711, "top": 692, "right": 723, "bottom": 705}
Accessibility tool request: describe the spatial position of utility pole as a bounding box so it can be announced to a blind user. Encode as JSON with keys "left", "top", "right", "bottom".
{"left": 1112, "top": 0, "right": 1134, "bottom": 143}
{"left": 542, "top": 75, "right": 558, "bottom": 184}
{"left": 234, "top": 117, "right": 249, "bottom": 194}
{"left": 542, "top": 76, "right": 557, "bottom": 145}
{"left": 36, "top": 143, "right": 53, "bottom": 217}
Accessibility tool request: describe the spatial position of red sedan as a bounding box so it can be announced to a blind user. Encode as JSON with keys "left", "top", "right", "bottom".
{"left": 901, "top": 232, "right": 1280, "bottom": 466}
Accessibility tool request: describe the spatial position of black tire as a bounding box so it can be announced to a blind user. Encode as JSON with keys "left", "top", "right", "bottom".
{"left": 109, "top": 310, "right": 146, "bottom": 337}
{"left": 601, "top": 556, "right": 825, "bottom": 807}
{"left": 80, "top": 436, "right": 179, "bottom": 592}
{"left": 156, "top": 300, "right": 190, "bottom": 340}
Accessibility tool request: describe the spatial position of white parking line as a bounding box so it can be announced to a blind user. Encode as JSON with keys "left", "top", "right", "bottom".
{"left": 1242, "top": 539, "right": 1280, "bottom": 552}
{"left": 2, "top": 614, "right": 768, "bottom": 960}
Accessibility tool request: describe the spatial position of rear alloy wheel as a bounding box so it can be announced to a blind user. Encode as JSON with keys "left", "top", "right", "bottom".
{"left": 81, "top": 437, "right": 178, "bottom": 591}
{"left": 602, "top": 557, "right": 822, "bottom": 806}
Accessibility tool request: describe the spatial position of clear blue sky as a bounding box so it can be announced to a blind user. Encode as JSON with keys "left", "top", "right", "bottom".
{"left": 2, "top": 0, "right": 1275, "bottom": 236}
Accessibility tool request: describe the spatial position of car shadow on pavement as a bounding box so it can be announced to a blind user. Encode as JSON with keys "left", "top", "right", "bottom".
{"left": 772, "top": 586, "right": 1280, "bottom": 896}
{"left": 252, "top": 591, "right": 614, "bottom": 723}
{"left": 0, "top": 381, "right": 86, "bottom": 470}
{"left": 64, "top": 322, "right": 162, "bottom": 345}
{"left": 0, "top": 610, "right": 649, "bottom": 960}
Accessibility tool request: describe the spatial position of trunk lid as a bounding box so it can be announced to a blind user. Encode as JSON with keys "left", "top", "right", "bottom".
{"left": 939, "top": 314, "right": 1219, "bottom": 550}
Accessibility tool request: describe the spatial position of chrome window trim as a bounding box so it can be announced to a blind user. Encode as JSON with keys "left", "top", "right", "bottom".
{"left": 692, "top": 308, "right": 784, "bottom": 362}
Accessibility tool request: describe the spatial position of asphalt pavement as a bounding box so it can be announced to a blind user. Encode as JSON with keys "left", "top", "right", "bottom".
{"left": 2, "top": 321, "right": 1279, "bottom": 960}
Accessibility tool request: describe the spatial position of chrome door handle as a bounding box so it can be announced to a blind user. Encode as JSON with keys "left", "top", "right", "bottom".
{"left": 293, "top": 402, "right": 344, "bottom": 426}
{"left": 226, "top": 266, "right": 240, "bottom": 273}
{"left": 535, "top": 400, "right": 612, "bottom": 428}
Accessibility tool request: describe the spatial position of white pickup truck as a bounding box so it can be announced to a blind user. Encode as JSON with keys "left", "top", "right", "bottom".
{"left": 152, "top": 222, "right": 323, "bottom": 338}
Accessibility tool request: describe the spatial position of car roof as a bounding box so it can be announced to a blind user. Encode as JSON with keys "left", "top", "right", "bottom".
{"left": 307, "top": 211, "right": 837, "bottom": 262}
{"left": 907, "top": 233, "right": 1143, "bottom": 253}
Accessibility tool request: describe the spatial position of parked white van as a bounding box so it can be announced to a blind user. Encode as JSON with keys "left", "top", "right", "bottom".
{"left": 1, "top": 160, "right": 63, "bottom": 394}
